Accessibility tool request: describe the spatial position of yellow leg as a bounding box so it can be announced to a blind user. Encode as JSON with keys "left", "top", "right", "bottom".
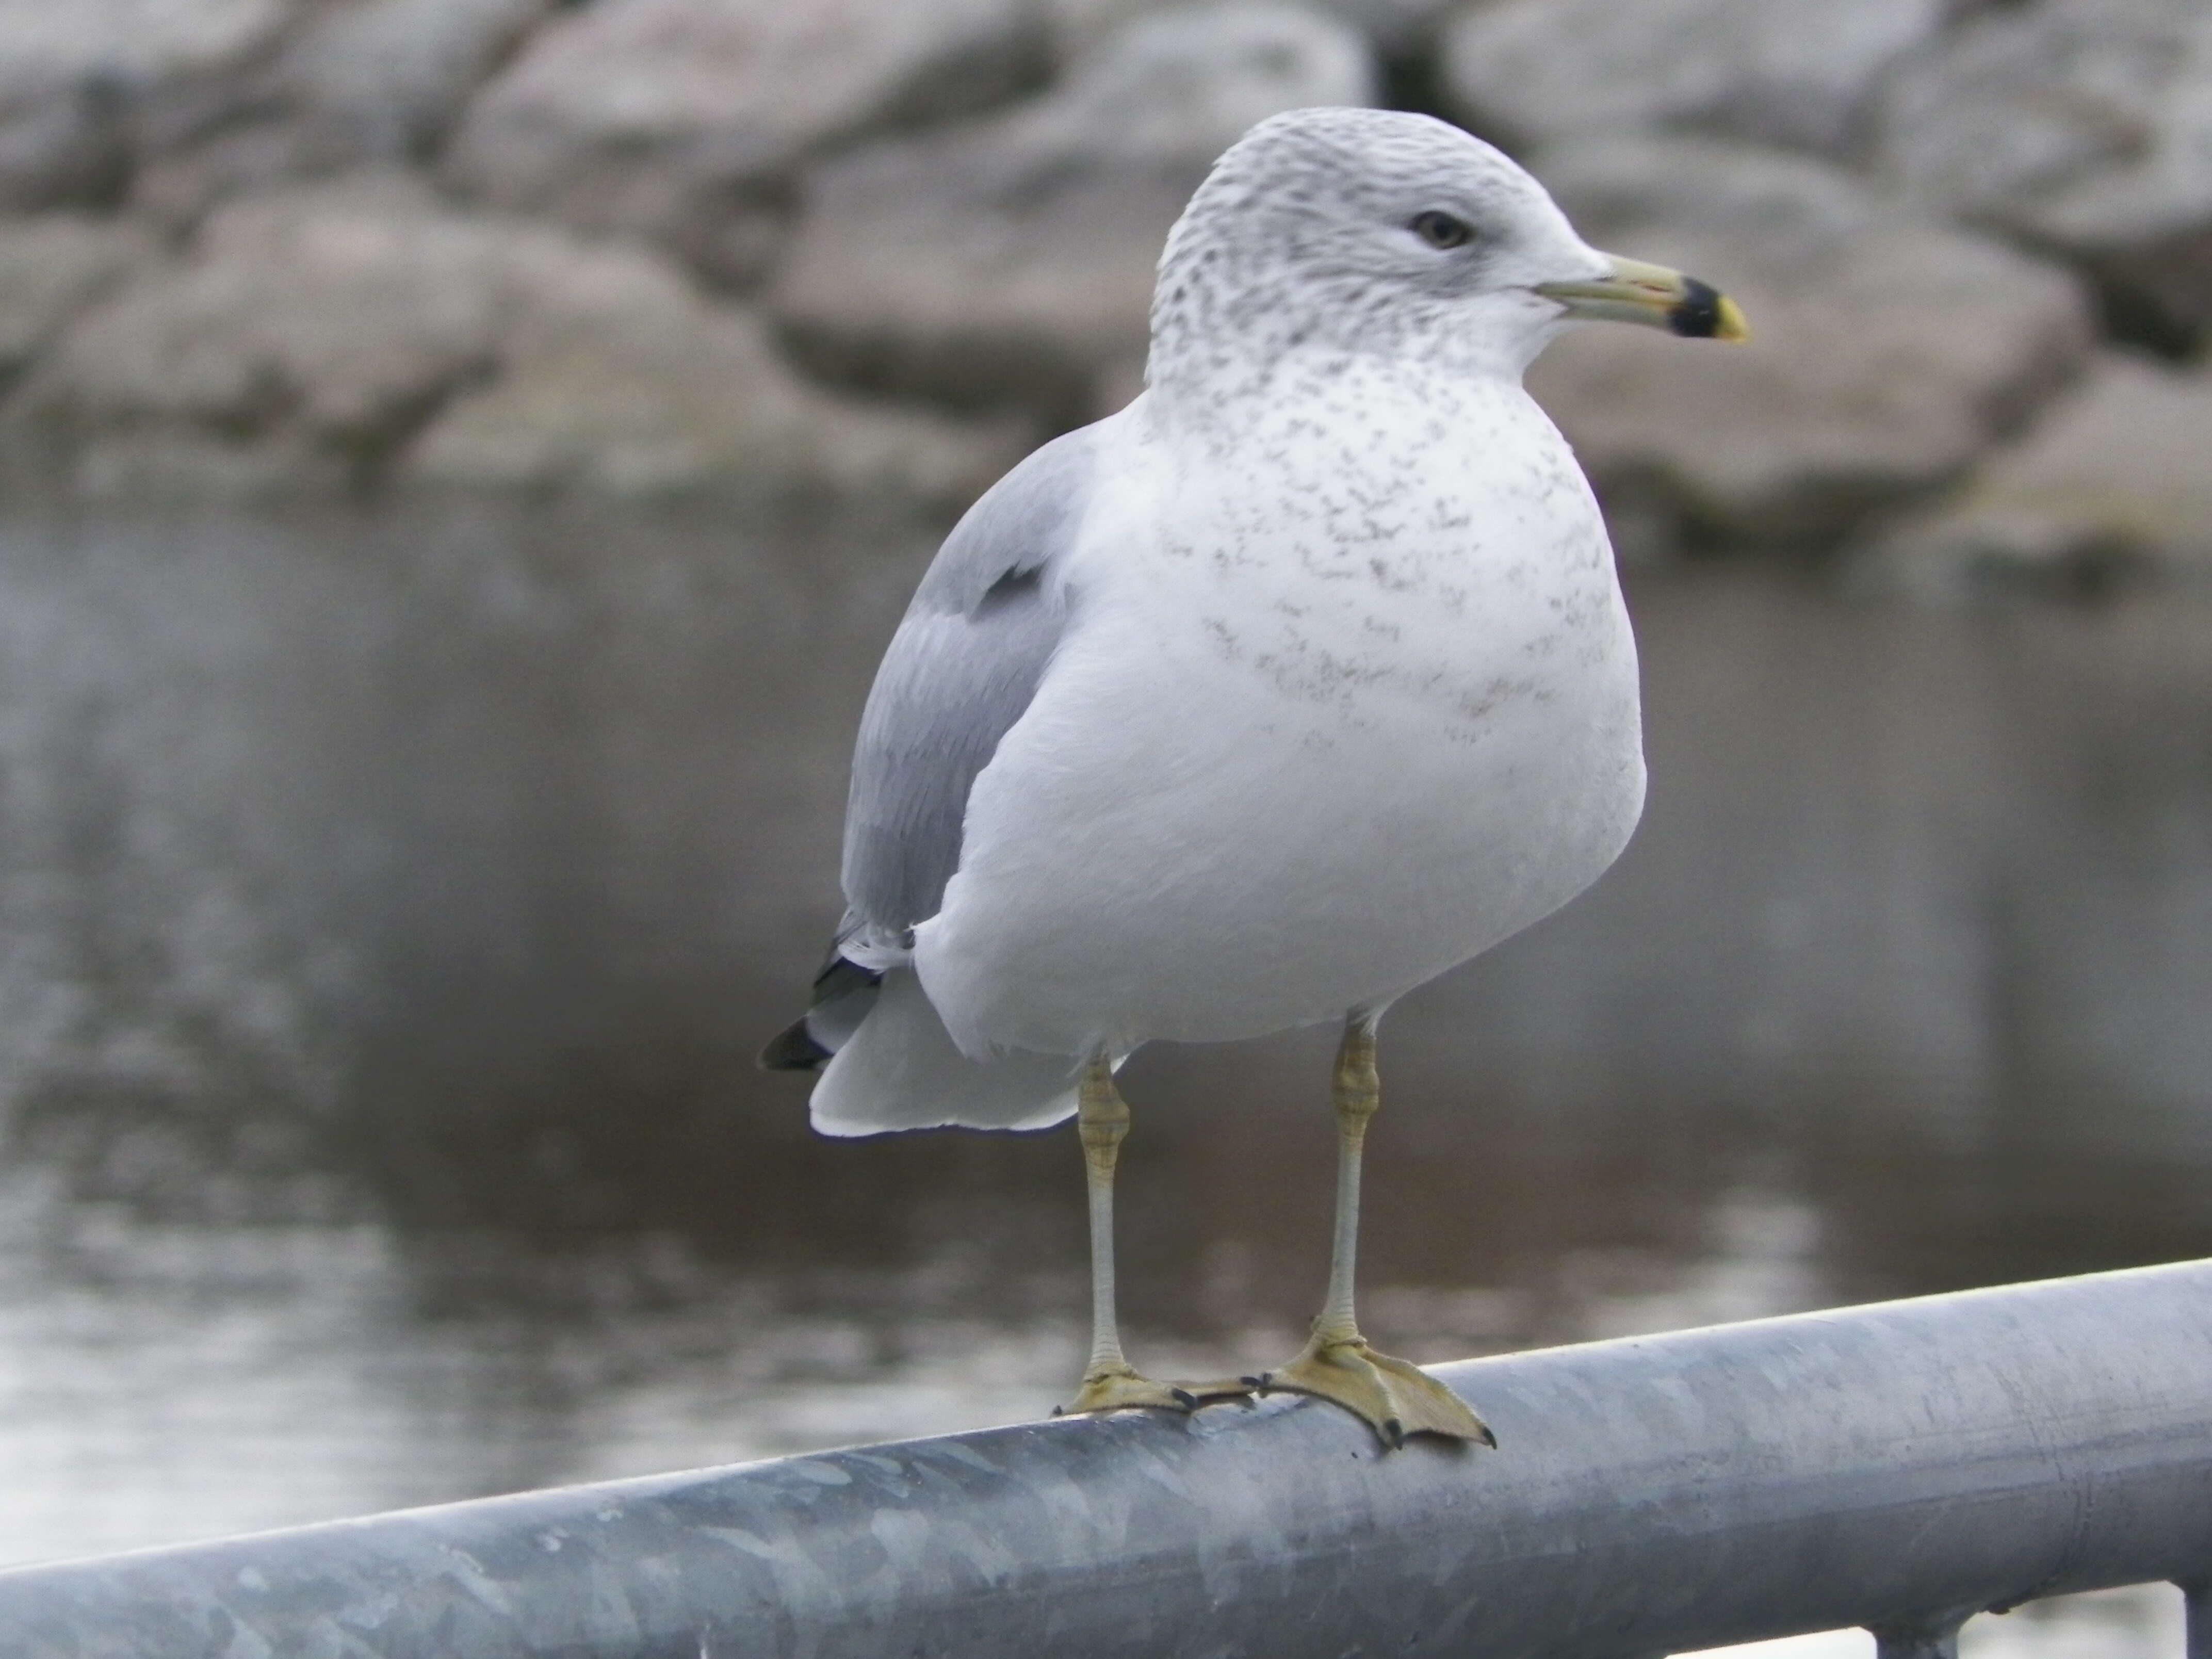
{"left": 1250, "top": 1019, "right": 1494, "bottom": 1450}
{"left": 1058, "top": 1055, "right": 1249, "bottom": 1416}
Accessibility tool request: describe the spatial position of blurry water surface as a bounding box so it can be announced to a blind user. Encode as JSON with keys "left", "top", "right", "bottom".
{"left": 0, "top": 501, "right": 2206, "bottom": 1651}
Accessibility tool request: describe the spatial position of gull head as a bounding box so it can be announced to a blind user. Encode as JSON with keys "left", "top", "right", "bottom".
{"left": 1149, "top": 107, "right": 1745, "bottom": 397}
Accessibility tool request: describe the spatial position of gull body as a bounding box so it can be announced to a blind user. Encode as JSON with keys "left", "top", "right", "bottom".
{"left": 924, "top": 361, "right": 1641, "bottom": 1062}
{"left": 766, "top": 106, "right": 1745, "bottom": 1442}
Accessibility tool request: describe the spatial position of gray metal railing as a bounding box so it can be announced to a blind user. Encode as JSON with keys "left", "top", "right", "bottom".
{"left": 6, "top": 1259, "right": 2212, "bottom": 1658}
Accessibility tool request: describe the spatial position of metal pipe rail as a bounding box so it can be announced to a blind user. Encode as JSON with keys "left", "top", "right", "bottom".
{"left": 7, "top": 1259, "right": 2212, "bottom": 1658}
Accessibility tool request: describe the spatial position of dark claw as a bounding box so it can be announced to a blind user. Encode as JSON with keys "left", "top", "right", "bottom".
{"left": 1242, "top": 1373, "right": 1270, "bottom": 1391}
{"left": 1170, "top": 1388, "right": 1198, "bottom": 1409}
{"left": 1050, "top": 1405, "right": 1065, "bottom": 1417}
{"left": 1477, "top": 1424, "right": 1498, "bottom": 1449}
{"left": 1384, "top": 1418, "right": 1405, "bottom": 1451}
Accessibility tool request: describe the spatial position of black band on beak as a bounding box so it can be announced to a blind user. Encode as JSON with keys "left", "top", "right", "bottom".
{"left": 1668, "top": 278, "right": 1732, "bottom": 339}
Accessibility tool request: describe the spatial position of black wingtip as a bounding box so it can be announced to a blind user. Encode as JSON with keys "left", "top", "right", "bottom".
{"left": 811, "top": 954, "right": 884, "bottom": 997}
{"left": 758, "top": 1019, "right": 832, "bottom": 1073}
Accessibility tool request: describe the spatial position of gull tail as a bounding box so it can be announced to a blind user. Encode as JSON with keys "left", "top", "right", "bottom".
{"left": 761, "top": 960, "right": 1082, "bottom": 1136}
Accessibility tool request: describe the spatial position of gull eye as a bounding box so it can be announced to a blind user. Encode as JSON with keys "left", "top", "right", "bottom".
{"left": 1410, "top": 210, "right": 1473, "bottom": 250}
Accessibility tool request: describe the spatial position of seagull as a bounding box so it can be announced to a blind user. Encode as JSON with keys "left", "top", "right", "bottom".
{"left": 764, "top": 106, "right": 1746, "bottom": 1449}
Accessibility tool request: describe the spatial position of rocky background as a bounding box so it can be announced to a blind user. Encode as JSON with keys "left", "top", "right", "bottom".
{"left": 1, "top": 0, "right": 2208, "bottom": 591}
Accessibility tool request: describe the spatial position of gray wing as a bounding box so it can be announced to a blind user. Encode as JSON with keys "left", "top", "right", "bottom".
{"left": 840, "top": 418, "right": 1102, "bottom": 938}
{"left": 759, "top": 420, "right": 1103, "bottom": 1074}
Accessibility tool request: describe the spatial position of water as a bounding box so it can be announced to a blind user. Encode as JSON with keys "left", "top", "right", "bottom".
{"left": 0, "top": 501, "right": 2205, "bottom": 1652}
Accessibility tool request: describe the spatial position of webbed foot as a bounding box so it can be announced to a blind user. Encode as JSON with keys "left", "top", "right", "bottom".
{"left": 1056, "top": 1363, "right": 1255, "bottom": 1416}
{"left": 1251, "top": 1333, "right": 1493, "bottom": 1450}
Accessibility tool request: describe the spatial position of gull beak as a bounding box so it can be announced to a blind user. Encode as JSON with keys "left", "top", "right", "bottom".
{"left": 1534, "top": 253, "right": 1750, "bottom": 342}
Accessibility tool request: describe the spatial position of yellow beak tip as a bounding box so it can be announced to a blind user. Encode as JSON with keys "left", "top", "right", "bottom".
{"left": 1713, "top": 294, "right": 1751, "bottom": 344}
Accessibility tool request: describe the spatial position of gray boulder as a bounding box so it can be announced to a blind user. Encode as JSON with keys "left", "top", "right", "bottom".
{"left": 404, "top": 241, "right": 1028, "bottom": 504}
{"left": 1862, "top": 352, "right": 2212, "bottom": 595}
{"left": 1441, "top": 0, "right": 1944, "bottom": 158}
{"left": 276, "top": 0, "right": 553, "bottom": 158}
{"left": 1523, "top": 136, "right": 2096, "bottom": 548}
{"left": 21, "top": 174, "right": 515, "bottom": 496}
{"left": 1050, "top": 0, "right": 1450, "bottom": 59}
{"left": 441, "top": 0, "right": 1050, "bottom": 289}
{"left": 769, "top": 3, "right": 1377, "bottom": 425}
{"left": 132, "top": 0, "right": 557, "bottom": 227}
{"left": 0, "top": 0, "right": 294, "bottom": 210}
{"left": 18, "top": 173, "right": 1019, "bottom": 503}
{"left": 0, "top": 216, "right": 160, "bottom": 378}
{"left": 1874, "top": 0, "right": 2212, "bottom": 351}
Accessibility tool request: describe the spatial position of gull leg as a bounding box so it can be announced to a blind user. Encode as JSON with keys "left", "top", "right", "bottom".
{"left": 1059, "top": 1055, "right": 1250, "bottom": 1416}
{"left": 1251, "top": 1018, "right": 1494, "bottom": 1450}
{"left": 1062, "top": 1054, "right": 1178, "bottom": 1411}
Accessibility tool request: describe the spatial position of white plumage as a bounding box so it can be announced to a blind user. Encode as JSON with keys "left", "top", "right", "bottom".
{"left": 923, "top": 364, "right": 1644, "bottom": 1063}
{"left": 769, "top": 104, "right": 1745, "bottom": 1445}
{"left": 789, "top": 108, "right": 1667, "bottom": 1137}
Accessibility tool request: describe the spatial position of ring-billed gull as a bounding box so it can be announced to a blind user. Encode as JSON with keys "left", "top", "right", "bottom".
{"left": 765, "top": 106, "right": 1746, "bottom": 1447}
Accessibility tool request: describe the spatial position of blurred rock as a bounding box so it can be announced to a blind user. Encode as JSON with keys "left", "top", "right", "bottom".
{"left": 0, "top": 216, "right": 160, "bottom": 378}
{"left": 132, "top": 0, "right": 557, "bottom": 227}
{"left": 1049, "top": 0, "right": 1448, "bottom": 59}
{"left": 22, "top": 174, "right": 511, "bottom": 496}
{"left": 1442, "top": 0, "right": 1944, "bottom": 158}
{"left": 0, "top": 0, "right": 294, "bottom": 211}
{"left": 1875, "top": 0, "right": 2212, "bottom": 352}
{"left": 441, "top": 0, "right": 1051, "bottom": 289}
{"left": 1862, "top": 353, "right": 2212, "bottom": 596}
{"left": 1525, "top": 136, "right": 2096, "bottom": 548}
{"left": 279, "top": 0, "right": 552, "bottom": 157}
{"left": 770, "top": 3, "right": 1377, "bottom": 425}
{"left": 404, "top": 247, "right": 1028, "bottom": 503}
{"left": 19, "top": 173, "right": 1017, "bottom": 502}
